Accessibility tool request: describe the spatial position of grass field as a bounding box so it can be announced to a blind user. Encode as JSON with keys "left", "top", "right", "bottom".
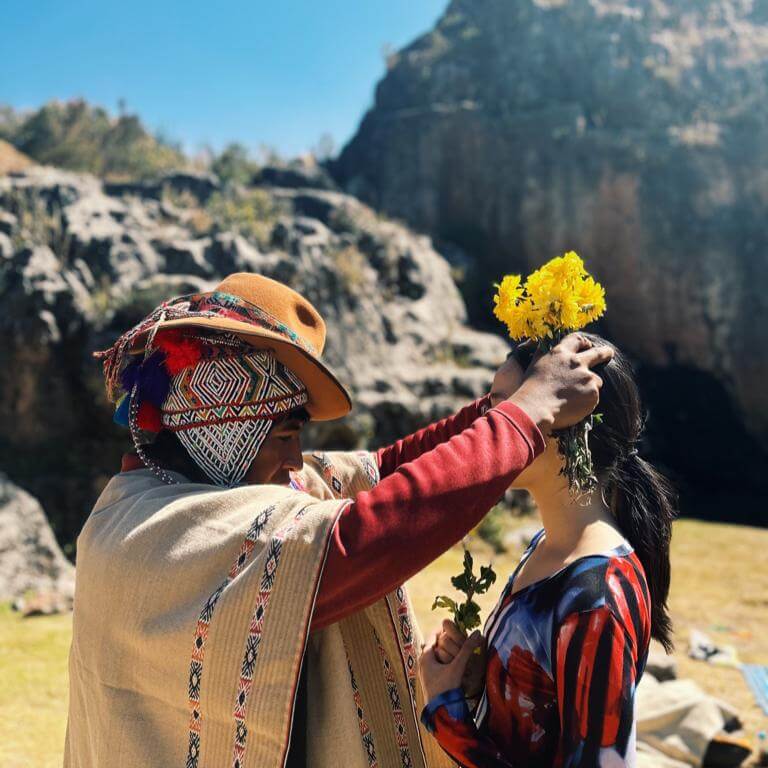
{"left": 0, "top": 603, "right": 72, "bottom": 767}
{"left": 1, "top": 518, "right": 766, "bottom": 766}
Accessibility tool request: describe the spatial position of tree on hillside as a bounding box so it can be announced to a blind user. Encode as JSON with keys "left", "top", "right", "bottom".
{"left": 0, "top": 104, "right": 24, "bottom": 142}
{"left": 6, "top": 99, "right": 185, "bottom": 179}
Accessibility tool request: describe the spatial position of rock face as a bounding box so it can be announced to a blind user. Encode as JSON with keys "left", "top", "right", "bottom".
{"left": 335, "top": 0, "right": 768, "bottom": 509}
{"left": 0, "top": 166, "right": 507, "bottom": 548}
{"left": 0, "top": 474, "right": 75, "bottom": 603}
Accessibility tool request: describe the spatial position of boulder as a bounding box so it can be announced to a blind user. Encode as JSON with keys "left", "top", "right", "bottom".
{"left": 0, "top": 474, "right": 74, "bottom": 606}
{"left": 645, "top": 643, "right": 678, "bottom": 682}
{"left": 253, "top": 158, "right": 337, "bottom": 191}
{"left": 103, "top": 179, "right": 163, "bottom": 201}
{"left": 0, "top": 210, "right": 17, "bottom": 235}
{"left": 159, "top": 170, "right": 220, "bottom": 203}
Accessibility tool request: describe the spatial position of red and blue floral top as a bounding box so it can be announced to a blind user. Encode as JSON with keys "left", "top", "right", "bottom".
{"left": 421, "top": 529, "right": 652, "bottom": 768}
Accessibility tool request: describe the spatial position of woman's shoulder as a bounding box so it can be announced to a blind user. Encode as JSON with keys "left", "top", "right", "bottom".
{"left": 552, "top": 547, "right": 650, "bottom": 632}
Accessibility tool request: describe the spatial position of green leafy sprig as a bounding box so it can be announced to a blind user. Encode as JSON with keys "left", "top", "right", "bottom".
{"left": 432, "top": 549, "right": 497, "bottom": 635}
{"left": 540, "top": 333, "right": 606, "bottom": 495}
{"left": 553, "top": 411, "right": 604, "bottom": 494}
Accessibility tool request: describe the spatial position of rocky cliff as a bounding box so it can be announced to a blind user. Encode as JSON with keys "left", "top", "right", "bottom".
{"left": 335, "top": 0, "right": 768, "bottom": 513}
{"left": 0, "top": 165, "right": 507, "bottom": 549}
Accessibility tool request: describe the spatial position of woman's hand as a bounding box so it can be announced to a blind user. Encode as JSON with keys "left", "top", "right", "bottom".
{"left": 418, "top": 629, "right": 484, "bottom": 701}
{"left": 435, "top": 618, "right": 467, "bottom": 662}
{"left": 434, "top": 619, "right": 486, "bottom": 699}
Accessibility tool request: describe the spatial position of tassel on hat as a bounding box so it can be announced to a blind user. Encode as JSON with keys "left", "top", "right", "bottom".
{"left": 154, "top": 330, "right": 203, "bottom": 375}
{"left": 136, "top": 401, "right": 163, "bottom": 433}
{"left": 112, "top": 331, "right": 207, "bottom": 431}
{"left": 113, "top": 393, "right": 130, "bottom": 427}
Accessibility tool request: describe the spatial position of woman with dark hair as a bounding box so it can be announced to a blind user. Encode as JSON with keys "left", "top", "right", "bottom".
{"left": 418, "top": 334, "right": 677, "bottom": 768}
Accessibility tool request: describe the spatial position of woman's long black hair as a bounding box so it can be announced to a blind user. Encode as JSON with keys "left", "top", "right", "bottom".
{"left": 513, "top": 334, "right": 677, "bottom": 652}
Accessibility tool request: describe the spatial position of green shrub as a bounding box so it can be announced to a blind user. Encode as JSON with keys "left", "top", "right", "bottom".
{"left": 205, "top": 188, "right": 278, "bottom": 246}
{"left": 476, "top": 503, "right": 510, "bottom": 554}
{"left": 211, "top": 143, "right": 259, "bottom": 187}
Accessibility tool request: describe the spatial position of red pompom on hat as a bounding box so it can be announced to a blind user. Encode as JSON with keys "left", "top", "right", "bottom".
{"left": 154, "top": 330, "right": 204, "bottom": 376}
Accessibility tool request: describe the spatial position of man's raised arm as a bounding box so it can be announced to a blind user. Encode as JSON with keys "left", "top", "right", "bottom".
{"left": 376, "top": 394, "right": 493, "bottom": 478}
{"left": 312, "top": 334, "right": 613, "bottom": 629}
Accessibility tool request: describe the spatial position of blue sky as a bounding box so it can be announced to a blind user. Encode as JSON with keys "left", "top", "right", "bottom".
{"left": 1, "top": 0, "right": 446, "bottom": 158}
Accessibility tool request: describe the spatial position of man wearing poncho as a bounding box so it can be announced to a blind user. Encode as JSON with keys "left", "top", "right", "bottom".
{"left": 65, "top": 273, "right": 611, "bottom": 767}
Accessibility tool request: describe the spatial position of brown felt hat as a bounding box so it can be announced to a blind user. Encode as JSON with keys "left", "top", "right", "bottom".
{"left": 130, "top": 273, "right": 352, "bottom": 421}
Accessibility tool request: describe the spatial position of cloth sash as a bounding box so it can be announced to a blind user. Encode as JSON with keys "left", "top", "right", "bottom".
{"left": 65, "top": 450, "right": 456, "bottom": 768}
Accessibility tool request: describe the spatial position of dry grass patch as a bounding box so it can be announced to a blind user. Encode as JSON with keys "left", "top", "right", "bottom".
{"left": 0, "top": 139, "right": 33, "bottom": 175}
{"left": 0, "top": 604, "right": 71, "bottom": 768}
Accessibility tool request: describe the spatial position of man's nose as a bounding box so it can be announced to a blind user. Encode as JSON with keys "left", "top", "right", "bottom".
{"left": 285, "top": 445, "right": 303, "bottom": 472}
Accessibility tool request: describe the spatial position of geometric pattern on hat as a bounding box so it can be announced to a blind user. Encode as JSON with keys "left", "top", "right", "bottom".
{"left": 174, "top": 419, "right": 273, "bottom": 487}
{"left": 161, "top": 348, "right": 308, "bottom": 486}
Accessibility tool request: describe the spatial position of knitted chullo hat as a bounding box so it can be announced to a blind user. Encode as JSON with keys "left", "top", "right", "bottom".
{"left": 108, "top": 330, "right": 308, "bottom": 486}
{"left": 163, "top": 337, "right": 308, "bottom": 485}
{"left": 96, "top": 274, "right": 351, "bottom": 485}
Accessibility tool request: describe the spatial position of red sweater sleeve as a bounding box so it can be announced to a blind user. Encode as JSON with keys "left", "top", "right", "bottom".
{"left": 312, "top": 401, "right": 545, "bottom": 630}
{"left": 376, "top": 394, "right": 493, "bottom": 478}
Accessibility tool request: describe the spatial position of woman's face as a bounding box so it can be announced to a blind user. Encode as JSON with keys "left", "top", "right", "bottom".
{"left": 244, "top": 415, "right": 305, "bottom": 486}
{"left": 491, "top": 355, "right": 564, "bottom": 492}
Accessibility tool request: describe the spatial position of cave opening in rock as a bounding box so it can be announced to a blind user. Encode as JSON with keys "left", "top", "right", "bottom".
{"left": 637, "top": 363, "right": 768, "bottom": 527}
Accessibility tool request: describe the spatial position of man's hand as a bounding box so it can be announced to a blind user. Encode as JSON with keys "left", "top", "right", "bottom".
{"left": 508, "top": 334, "right": 613, "bottom": 434}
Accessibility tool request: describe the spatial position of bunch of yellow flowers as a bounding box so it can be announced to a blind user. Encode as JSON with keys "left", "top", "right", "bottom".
{"left": 492, "top": 251, "right": 606, "bottom": 342}
{"left": 493, "top": 251, "right": 607, "bottom": 493}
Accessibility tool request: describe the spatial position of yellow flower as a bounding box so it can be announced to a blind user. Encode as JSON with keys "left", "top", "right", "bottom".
{"left": 492, "top": 274, "right": 523, "bottom": 311}
{"left": 576, "top": 276, "right": 606, "bottom": 322}
{"left": 492, "top": 274, "right": 525, "bottom": 337}
{"left": 493, "top": 251, "right": 605, "bottom": 341}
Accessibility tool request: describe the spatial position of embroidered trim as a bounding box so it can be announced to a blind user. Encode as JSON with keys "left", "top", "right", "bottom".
{"left": 346, "top": 651, "right": 379, "bottom": 767}
{"left": 312, "top": 451, "right": 344, "bottom": 497}
{"left": 162, "top": 349, "right": 308, "bottom": 486}
{"left": 373, "top": 628, "right": 414, "bottom": 768}
{"left": 185, "top": 505, "right": 276, "bottom": 768}
{"left": 163, "top": 388, "right": 308, "bottom": 414}
{"left": 230, "top": 505, "right": 311, "bottom": 768}
{"left": 288, "top": 473, "right": 306, "bottom": 492}
{"left": 166, "top": 291, "right": 318, "bottom": 356}
{"left": 386, "top": 587, "right": 431, "bottom": 768}
{"left": 163, "top": 393, "right": 308, "bottom": 431}
{"left": 356, "top": 450, "right": 381, "bottom": 489}
{"left": 96, "top": 290, "right": 317, "bottom": 405}
{"left": 389, "top": 587, "right": 418, "bottom": 700}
